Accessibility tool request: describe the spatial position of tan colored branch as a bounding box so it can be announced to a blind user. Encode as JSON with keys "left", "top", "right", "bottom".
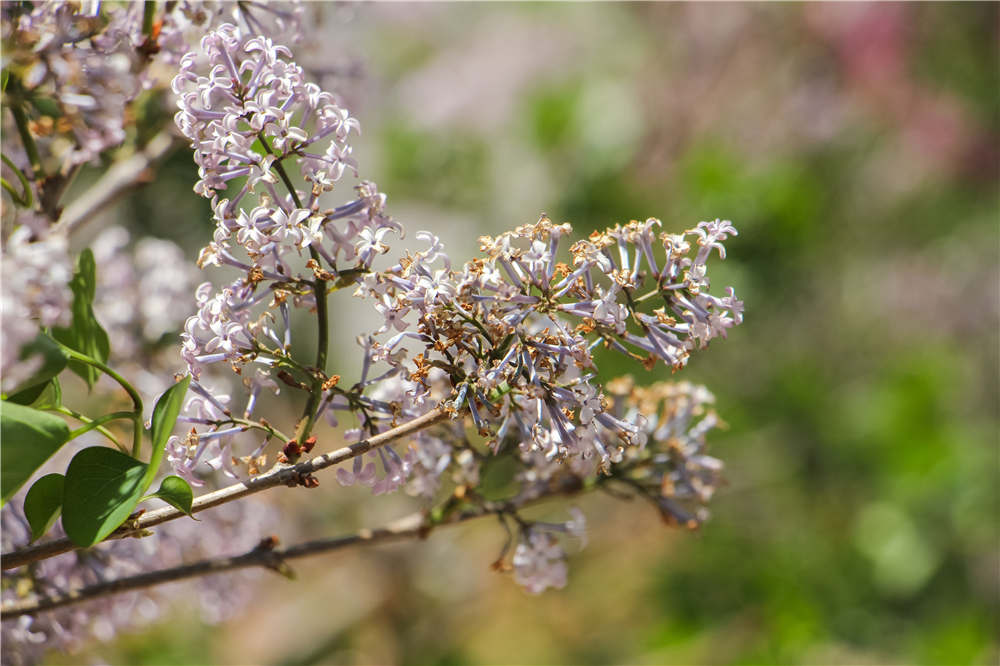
{"left": 1, "top": 477, "right": 584, "bottom": 620}
{"left": 54, "top": 132, "right": 180, "bottom": 235}
{"left": 1, "top": 407, "right": 450, "bottom": 571}
{"left": 1, "top": 512, "right": 428, "bottom": 620}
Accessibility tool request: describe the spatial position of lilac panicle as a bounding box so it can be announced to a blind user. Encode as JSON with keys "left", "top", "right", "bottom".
{"left": 359, "top": 215, "right": 743, "bottom": 477}
{"left": 170, "top": 22, "right": 398, "bottom": 483}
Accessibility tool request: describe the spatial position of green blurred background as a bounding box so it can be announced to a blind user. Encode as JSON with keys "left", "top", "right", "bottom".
{"left": 59, "top": 3, "right": 997, "bottom": 664}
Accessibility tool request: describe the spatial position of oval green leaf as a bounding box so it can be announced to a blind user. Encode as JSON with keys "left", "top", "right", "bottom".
{"left": 24, "top": 473, "right": 65, "bottom": 542}
{"left": 143, "top": 375, "right": 190, "bottom": 488}
{"left": 6, "top": 379, "right": 51, "bottom": 407}
{"left": 144, "top": 475, "right": 194, "bottom": 517}
{"left": 62, "top": 447, "right": 147, "bottom": 547}
{"left": 8, "top": 376, "right": 62, "bottom": 410}
{"left": 5, "top": 334, "right": 68, "bottom": 401}
{"left": 29, "top": 377, "right": 62, "bottom": 410}
{"left": 1, "top": 401, "right": 71, "bottom": 505}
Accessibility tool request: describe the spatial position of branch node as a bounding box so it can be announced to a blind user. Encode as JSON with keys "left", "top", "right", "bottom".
{"left": 297, "top": 473, "right": 320, "bottom": 489}
{"left": 253, "top": 536, "right": 296, "bottom": 579}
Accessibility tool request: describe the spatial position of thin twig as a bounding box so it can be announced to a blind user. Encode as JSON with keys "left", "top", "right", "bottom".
{"left": 0, "top": 513, "right": 426, "bottom": 620}
{"left": 54, "top": 132, "right": 180, "bottom": 235}
{"left": 1, "top": 407, "right": 450, "bottom": 571}
{"left": 0, "top": 476, "right": 585, "bottom": 619}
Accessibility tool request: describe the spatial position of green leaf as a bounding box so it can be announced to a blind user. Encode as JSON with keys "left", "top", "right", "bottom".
{"left": 24, "top": 473, "right": 65, "bottom": 542}
{"left": 27, "top": 95, "right": 61, "bottom": 118}
{"left": 52, "top": 249, "right": 110, "bottom": 389}
{"left": 29, "top": 378, "right": 62, "bottom": 410}
{"left": 77, "top": 248, "right": 97, "bottom": 301}
{"left": 1, "top": 402, "right": 71, "bottom": 505}
{"left": 62, "top": 447, "right": 147, "bottom": 547}
{"left": 6, "top": 380, "right": 50, "bottom": 407}
{"left": 7, "top": 376, "right": 62, "bottom": 410}
{"left": 4, "top": 333, "right": 68, "bottom": 401}
{"left": 144, "top": 475, "right": 194, "bottom": 516}
{"left": 143, "top": 375, "right": 190, "bottom": 486}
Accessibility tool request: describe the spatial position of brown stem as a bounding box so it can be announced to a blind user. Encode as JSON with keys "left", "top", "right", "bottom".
{"left": 55, "top": 132, "right": 180, "bottom": 235}
{"left": 1, "top": 407, "right": 450, "bottom": 571}
{"left": 0, "top": 513, "right": 427, "bottom": 620}
{"left": 1, "top": 476, "right": 585, "bottom": 619}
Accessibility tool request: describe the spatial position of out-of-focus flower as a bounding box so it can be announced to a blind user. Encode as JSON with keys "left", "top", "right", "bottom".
{"left": 2, "top": 2, "right": 142, "bottom": 170}
{"left": 1, "top": 480, "right": 281, "bottom": 665}
{"left": 92, "top": 227, "right": 199, "bottom": 365}
{"left": 0, "top": 227, "right": 73, "bottom": 393}
{"left": 609, "top": 377, "right": 726, "bottom": 528}
{"left": 512, "top": 530, "right": 568, "bottom": 595}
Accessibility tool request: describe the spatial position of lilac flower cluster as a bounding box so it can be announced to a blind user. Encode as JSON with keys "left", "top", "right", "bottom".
{"left": 168, "top": 22, "right": 399, "bottom": 483}
{"left": 2, "top": 1, "right": 142, "bottom": 170}
{"left": 172, "top": 21, "right": 359, "bottom": 202}
{"left": 162, "top": 18, "right": 742, "bottom": 599}
{"left": 0, "top": 226, "right": 72, "bottom": 393}
{"left": 361, "top": 215, "right": 742, "bottom": 477}
{"left": 606, "top": 377, "right": 725, "bottom": 527}
{"left": 1, "top": 1, "right": 304, "bottom": 193}
{"left": 506, "top": 378, "right": 723, "bottom": 594}
{"left": 91, "top": 228, "right": 197, "bottom": 359}
{"left": 1, "top": 2, "right": 306, "bottom": 386}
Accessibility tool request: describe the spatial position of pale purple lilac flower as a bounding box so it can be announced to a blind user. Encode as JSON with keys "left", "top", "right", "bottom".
{"left": 359, "top": 215, "right": 743, "bottom": 477}
{"left": 3, "top": 2, "right": 142, "bottom": 169}
{"left": 0, "top": 227, "right": 73, "bottom": 393}
{"left": 512, "top": 530, "right": 569, "bottom": 595}
{"left": 171, "top": 23, "right": 402, "bottom": 482}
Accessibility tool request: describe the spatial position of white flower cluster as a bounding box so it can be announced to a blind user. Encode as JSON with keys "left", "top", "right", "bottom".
{"left": 0, "top": 227, "right": 73, "bottom": 393}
